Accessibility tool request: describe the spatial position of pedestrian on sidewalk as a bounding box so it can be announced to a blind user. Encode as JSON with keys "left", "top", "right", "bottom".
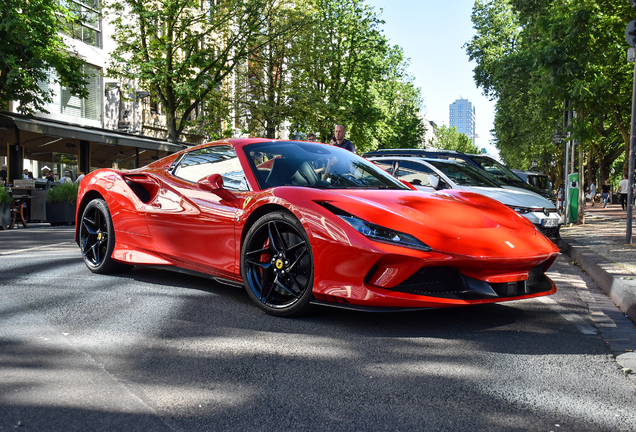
{"left": 601, "top": 182, "right": 611, "bottom": 208}
{"left": 619, "top": 174, "right": 630, "bottom": 210}
{"left": 586, "top": 182, "right": 596, "bottom": 206}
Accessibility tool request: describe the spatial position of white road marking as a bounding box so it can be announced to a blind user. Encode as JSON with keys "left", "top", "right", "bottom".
{"left": 0, "top": 241, "right": 77, "bottom": 256}
{"left": 537, "top": 296, "right": 598, "bottom": 335}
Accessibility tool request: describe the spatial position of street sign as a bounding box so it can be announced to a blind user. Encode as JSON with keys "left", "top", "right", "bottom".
{"left": 626, "top": 20, "right": 636, "bottom": 47}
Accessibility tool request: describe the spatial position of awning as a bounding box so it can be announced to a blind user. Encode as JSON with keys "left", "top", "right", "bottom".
{"left": 1, "top": 113, "right": 185, "bottom": 153}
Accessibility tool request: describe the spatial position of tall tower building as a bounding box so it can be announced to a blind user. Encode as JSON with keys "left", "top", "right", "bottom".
{"left": 448, "top": 98, "right": 476, "bottom": 144}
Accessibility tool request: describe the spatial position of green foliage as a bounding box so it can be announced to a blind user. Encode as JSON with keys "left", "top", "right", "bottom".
{"left": 428, "top": 125, "right": 480, "bottom": 154}
{"left": 106, "top": 0, "right": 287, "bottom": 143}
{"left": 465, "top": 0, "right": 632, "bottom": 187}
{"left": 46, "top": 182, "right": 79, "bottom": 204}
{"left": 283, "top": 0, "right": 425, "bottom": 152}
{"left": 0, "top": 0, "right": 88, "bottom": 114}
{"left": 235, "top": 1, "right": 308, "bottom": 139}
{"left": 0, "top": 187, "right": 11, "bottom": 205}
{"left": 370, "top": 49, "right": 427, "bottom": 149}
{"left": 106, "top": 0, "right": 425, "bottom": 149}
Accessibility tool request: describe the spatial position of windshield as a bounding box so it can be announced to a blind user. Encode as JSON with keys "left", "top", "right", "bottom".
{"left": 426, "top": 160, "right": 501, "bottom": 187}
{"left": 468, "top": 155, "right": 526, "bottom": 183}
{"left": 243, "top": 141, "right": 407, "bottom": 190}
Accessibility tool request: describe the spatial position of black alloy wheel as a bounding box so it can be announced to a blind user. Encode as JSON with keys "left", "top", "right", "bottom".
{"left": 79, "top": 199, "right": 131, "bottom": 274}
{"left": 241, "top": 211, "right": 314, "bottom": 317}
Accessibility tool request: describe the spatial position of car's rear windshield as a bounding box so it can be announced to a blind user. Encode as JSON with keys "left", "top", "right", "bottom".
{"left": 243, "top": 142, "right": 408, "bottom": 190}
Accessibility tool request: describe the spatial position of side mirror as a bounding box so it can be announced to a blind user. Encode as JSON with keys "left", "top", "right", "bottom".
{"left": 198, "top": 174, "right": 237, "bottom": 201}
{"left": 429, "top": 174, "right": 440, "bottom": 190}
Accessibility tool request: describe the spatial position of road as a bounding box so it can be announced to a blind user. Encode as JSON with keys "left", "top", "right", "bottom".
{"left": 1, "top": 226, "right": 635, "bottom": 432}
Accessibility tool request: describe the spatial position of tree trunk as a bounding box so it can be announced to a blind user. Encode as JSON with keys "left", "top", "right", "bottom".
{"left": 612, "top": 108, "right": 630, "bottom": 176}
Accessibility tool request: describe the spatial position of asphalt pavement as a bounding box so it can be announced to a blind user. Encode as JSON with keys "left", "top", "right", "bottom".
{"left": 559, "top": 201, "right": 636, "bottom": 373}
{"left": 2, "top": 218, "right": 636, "bottom": 431}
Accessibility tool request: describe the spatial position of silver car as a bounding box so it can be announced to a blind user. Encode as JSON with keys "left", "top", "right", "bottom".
{"left": 370, "top": 156, "right": 563, "bottom": 239}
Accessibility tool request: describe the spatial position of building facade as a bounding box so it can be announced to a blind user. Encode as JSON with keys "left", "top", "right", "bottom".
{"left": 1, "top": 2, "right": 190, "bottom": 185}
{"left": 448, "top": 98, "right": 476, "bottom": 145}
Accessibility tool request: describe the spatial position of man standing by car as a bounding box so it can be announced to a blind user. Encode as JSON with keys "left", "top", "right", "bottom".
{"left": 619, "top": 174, "right": 630, "bottom": 210}
{"left": 334, "top": 124, "right": 356, "bottom": 153}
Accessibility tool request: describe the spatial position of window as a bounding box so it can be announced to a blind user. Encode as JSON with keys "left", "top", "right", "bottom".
{"left": 395, "top": 161, "right": 440, "bottom": 188}
{"left": 60, "top": 0, "right": 101, "bottom": 47}
{"left": 459, "top": 104, "right": 463, "bottom": 111}
{"left": 372, "top": 160, "right": 396, "bottom": 176}
{"left": 173, "top": 145, "right": 248, "bottom": 190}
{"left": 38, "top": 64, "right": 101, "bottom": 121}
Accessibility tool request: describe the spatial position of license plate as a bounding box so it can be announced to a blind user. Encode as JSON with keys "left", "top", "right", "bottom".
{"left": 541, "top": 219, "right": 558, "bottom": 227}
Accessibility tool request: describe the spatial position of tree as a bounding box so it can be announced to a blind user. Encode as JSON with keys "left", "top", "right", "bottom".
{"left": 428, "top": 125, "right": 480, "bottom": 153}
{"left": 282, "top": 0, "right": 425, "bottom": 152}
{"left": 234, "top": 2, "right": 309, "bottom": 138}
{"left": 106, "top": 0, "right": 289, "bottom": 143}
{"left": 370, "top": 47, "right": 426, "bottom": 149}
{"left": 286, "top": 0, "right": 386, "bottom": 148}
{"left": 0, "top": 0, "right": 88, "bottom": 115}
{"left": 465, "top": 0, "right": 632, "bottom": 191}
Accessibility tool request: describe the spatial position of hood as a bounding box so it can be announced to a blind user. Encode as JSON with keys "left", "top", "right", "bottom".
{"left": 293, "top": 188, "right": 554, "bottom": 259}
{"left": 461, "top": 186, "right": 556, "bottom": 209}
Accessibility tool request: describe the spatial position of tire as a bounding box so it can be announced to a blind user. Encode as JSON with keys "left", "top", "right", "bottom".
{"left": 79, "top": 199, "right": 132, "bottom": 274}
{"left": 241, "top": 211, "right": 314, "bottom": 317}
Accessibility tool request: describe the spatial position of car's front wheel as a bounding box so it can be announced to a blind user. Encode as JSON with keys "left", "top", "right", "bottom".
{"left": 79, "top": 199, "right": 132, "bottom": 274}
{"left": 241, "top": 211, "right": 314, "bottom": 317}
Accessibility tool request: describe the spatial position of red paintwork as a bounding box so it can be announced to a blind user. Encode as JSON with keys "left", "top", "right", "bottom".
{"left": 76, "top": 138, "right": 559, "bottom": 310}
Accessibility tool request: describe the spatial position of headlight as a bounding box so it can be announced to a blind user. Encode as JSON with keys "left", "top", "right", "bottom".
{"left": 507, "top": 205, "right": 557, "bottom": 216}
{"left": 507, "top": 206, "right": 541, "bottom": 214}
{"left": 337, "top": 214, "right": 432, "bottom": 252}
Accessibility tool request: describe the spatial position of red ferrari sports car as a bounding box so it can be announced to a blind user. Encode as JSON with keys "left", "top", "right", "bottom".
{"left": 76, "top": 138, "right": 559, "bottom": 316}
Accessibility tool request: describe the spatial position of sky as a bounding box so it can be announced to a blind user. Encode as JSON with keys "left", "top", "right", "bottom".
{"left": 365, "top": 0, "right": 499, "bottom": 157}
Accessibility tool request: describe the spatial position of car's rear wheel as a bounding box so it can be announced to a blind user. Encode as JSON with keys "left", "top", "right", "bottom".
{"left": 79, "top": 199, "right": 131, "bottom": 274}
{"left": 241, "top": 211, "right": 314, "bottom": 317}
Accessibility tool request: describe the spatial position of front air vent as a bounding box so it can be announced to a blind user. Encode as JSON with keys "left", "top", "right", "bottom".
{"left": 387, "top": 266, "right": 469, "bottom": 295}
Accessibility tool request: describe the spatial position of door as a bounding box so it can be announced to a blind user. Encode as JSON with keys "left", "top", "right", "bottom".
{"left": 145, "top": 145, "right": 248, "bottom": 278}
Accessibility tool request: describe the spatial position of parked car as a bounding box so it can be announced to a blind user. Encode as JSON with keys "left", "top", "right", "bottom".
{"left": 75, "top": 139, "right": 559, "bottom": 317}
{"left": 511, "top": 169, "right": 554, "bottom": 199}
{"left": 363, "top": 148, "right": 556, "bottom": 203}
{"left": 368, "top": 156, "right": 563, "bottom": 240}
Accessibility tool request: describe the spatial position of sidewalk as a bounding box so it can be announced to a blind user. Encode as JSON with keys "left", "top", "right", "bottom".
{"left": 559, "top": 202, "right": 636, "bottom": 322}
{"left": 558, "top": 202, "right": 636, "bottom": 373}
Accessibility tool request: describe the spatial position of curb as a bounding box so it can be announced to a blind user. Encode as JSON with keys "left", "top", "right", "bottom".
{"left": 559, "top": 238, "right": 636, "bottom": 323}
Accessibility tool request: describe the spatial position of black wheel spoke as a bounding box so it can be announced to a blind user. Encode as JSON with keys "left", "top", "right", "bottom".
{"left": 245, "top": 245, "right": 272, "bottom": 261}
{"left": 91, "top": 242, "right": 101, "bottom": 265}
{"left": 244, "top": 257, "right": 269, "bottom": 268}
{"left": 287, "top": 244, "right": 307, "bottom": 273}
{"left": 260, "top": 272, "right": 276, "bottom": 303}
{"left": 285, "top": 273, "right": 304, "bottom": 296}
{"left": 268, "top": 221, "right": 287, "bottom": 253}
